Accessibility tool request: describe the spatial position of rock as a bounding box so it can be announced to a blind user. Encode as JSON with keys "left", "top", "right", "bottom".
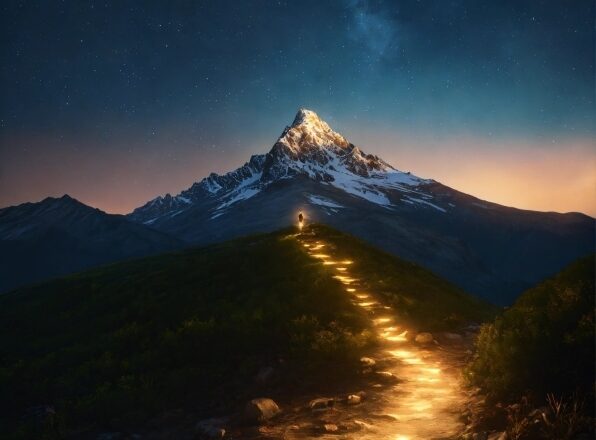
{"left": 360, "top": 357, "right": 376, "bottom": 367}
{"left": 195, "top": 418, "right": 226, "bottom": 439}
{"left": 347, "top": 394, "right": 361, "bottom": 405}
{"left": 243, "top": 398, "right": 280, "bottom": 424}
{"left": 323, "top": 423, "right": 338, "bottom": 433}
{"left": 487, "top": 432, "right": 507, "bottom": 440}
{"left": 415, "top": 332, "right": 434, "bottom": 344}
{"left": 309, "top": 397, "right": 335, "bottom": 412}
{"left": 255, "top": 366, "right": 275, "bottom": 384}
{"left": 370, "top": 413, "right": 398, "bottom": 421}
{"left": 353, "top": 420, "right": 373, "bottom": 431}
{"left": 374, "top": 371, "right": 399, "bottom": 384}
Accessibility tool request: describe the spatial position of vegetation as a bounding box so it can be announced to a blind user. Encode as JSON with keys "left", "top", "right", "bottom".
{"left": 305, "top": 224, "right": 496, "bottom": 331}
{"left": 0, "top": 228, "right": 371, "bottom": 438}
{"left": 466, "top": 254, "right": 595, "bottom": 438}
{"left": 0, "top": 224, "right": 495, "bottom": 438}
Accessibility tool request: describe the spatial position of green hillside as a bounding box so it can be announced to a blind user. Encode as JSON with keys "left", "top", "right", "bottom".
{"left": 466, "top": 254, "right": 595, "bottom": 437}
{"left": 0, "top": 224, "right": 494, "bottom": 438}
{"left": 306, "top": 224, "right": 496, "bottom": 331}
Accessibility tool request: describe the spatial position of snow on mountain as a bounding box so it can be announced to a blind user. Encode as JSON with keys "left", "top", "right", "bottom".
{"left": 129, "top": 108, "right": 439, "bottom": 224}
{"left": 306, "top": 194, "right": 344, "bottom": 209}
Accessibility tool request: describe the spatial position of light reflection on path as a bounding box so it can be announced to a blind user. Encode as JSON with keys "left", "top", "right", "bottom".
{"left": 298, "top": 236, "right": 467, "bottom": 440}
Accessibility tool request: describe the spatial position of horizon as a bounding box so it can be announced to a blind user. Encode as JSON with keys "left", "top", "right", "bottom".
{"left": 2, "top": 107, "right": 595, "bottom": 217}
{"left": 1, "top": 1, "right": 595, "bottom": 216}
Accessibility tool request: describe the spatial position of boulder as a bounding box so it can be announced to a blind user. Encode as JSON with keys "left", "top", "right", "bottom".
{"left": 359, "top": 357, "right": 376, "bottom": 367}
{"left": 415, "top": 332, "right": 434, "bottom": 344}
{"left": 323, "top": 424, "right": 338, "bottom": 433}
{"left": 374, "top": 371, "right": 399, "bottom": 384}
{"left": 243, "top": 398, "right": 280, "bottom": 424}
{"left": 353, "top": 419, "right": 373, "bottom": 431}
{"left": 347, "top": 394, "right": 361, "bottom": 405}
{"left": 309, "top": 397, "right": 335, "bottom": 412}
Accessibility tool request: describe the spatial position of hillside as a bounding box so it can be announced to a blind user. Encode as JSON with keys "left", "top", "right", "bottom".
{"left": 0, "top": 224, "right": 493, "bottom": 438}
{"left": 466, "top": 255, "right": 595, "bottom": 438}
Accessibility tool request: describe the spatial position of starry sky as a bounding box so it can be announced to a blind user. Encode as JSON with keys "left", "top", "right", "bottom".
{"left": 1, "top": 0, "right": 595, "bottom": 215}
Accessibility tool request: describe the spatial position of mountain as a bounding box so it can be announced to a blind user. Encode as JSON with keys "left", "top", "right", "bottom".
{"left": 0, "top": 224, "right": 493, "bottom": 437}
{"left": 128, "top": 108, "right": 594, "bottom": 305}
{"left": 0, "top": 195, "right": 183, "bottom": 292}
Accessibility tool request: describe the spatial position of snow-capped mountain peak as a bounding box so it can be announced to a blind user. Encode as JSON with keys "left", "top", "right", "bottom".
{"left": 130, "top": 108, "right": 436, "bottom": 224}
{"left": 279, "top": 108, "right": 351, "bottom": 153}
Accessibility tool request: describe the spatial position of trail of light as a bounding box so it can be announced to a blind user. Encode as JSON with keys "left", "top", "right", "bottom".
{"left": 417, "top": 377, "right": 440, "bottom": 383}
{"left": 358, "top": 301, "right": 377, "bottom": 307}
{"left": 384, "top": 330, "right": 408, "bottom": 342}
{"left": 336, "top": 267, "right": 347, "bottom": 271}
{"left": 408, "top": 401, "right": 432, "bottom": 412}
{"left": 311, "top": 253, "right": 330, "bottom": 259}
{"left": 388, "top": 349, "right": 423, "bottom": 364}
{"left": 346, "top": 288, "right": 356, "bottom": 292}
{"left": 341, "top": 260, "right": 354, "bottom": 265}
{"left": 333, "top": 275, "right": 356, "bottom": 284}
{"left": 356, "top": 294, "right": 369, "bottom": 299}
{"left": 374, "top": 317, "right": 392, "bottom": 325}
{"left": 323, "top": 261, "right": 338, "bottom": 265}
{"left": 420, "top": 367, "right": 441, "bottom": 375}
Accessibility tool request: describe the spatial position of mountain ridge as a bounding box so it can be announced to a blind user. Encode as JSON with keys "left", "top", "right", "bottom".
{"left": 0, "top": 194, "right": 184, "bottom": 293}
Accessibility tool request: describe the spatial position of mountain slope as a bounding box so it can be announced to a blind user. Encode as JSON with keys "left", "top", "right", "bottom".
{"left": 468, "top": 254, "right": 594, "bottom": 399}
{"left": 465, "top": 254, "right": 595, "bottom": 437}
{"left": 0, "top": 225, "right": 492, "bottom": 438}
{"left": 0, "top": 195, "right": 184, "bottom": 292}
{"left": 127, "top": 108, "right": 594, "bottom": 305}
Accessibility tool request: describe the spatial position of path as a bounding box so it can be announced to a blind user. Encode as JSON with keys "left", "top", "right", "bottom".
{"left": 278, "top": 232, "right": 470, "bottom": 440}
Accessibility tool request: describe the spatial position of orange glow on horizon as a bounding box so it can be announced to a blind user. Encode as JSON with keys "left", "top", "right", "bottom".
{"left": 2, "top": 132, "right": 593, "bottom": 217}
{"left": 346, "top": 130, "right": 596, "bottom": 217}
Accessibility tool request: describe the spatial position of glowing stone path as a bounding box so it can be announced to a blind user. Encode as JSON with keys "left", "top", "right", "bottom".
{"left": 293, "top": 235, "right": 468, "bottom": 439}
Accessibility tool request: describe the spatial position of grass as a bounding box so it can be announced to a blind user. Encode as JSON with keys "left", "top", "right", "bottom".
{"left": 305, "top": 224, "right": 497, "bottom": 331}
{"left": 0, "top": 224, "right": 495, "bottom": 438}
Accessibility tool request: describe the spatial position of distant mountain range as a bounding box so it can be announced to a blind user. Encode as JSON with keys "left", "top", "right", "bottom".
{"left": 0, "top": 109, "right": 593, "bottom": 302}
{"left": 0, "top": 195, "right": 182, "bottom": 293}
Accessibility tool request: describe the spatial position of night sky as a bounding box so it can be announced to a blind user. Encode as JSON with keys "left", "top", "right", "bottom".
{"left": 1, "top": 1, "right": 594, "bottom": 215}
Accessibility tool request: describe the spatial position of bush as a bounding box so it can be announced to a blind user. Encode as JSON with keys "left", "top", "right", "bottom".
{"left": 466, "top": 255, "right": 594, "bottom": 406}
